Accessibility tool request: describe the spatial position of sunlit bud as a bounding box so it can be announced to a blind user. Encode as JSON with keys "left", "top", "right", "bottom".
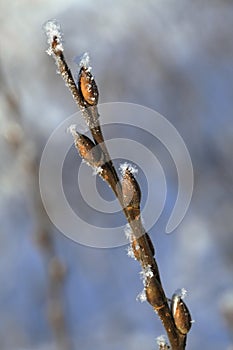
{"left": 171, "top": 291, "right": 192, "bottom": 334}
{"left": 145, "top": 275, "right": 164, "bottom": 308}
{"left": 78, "top": 66, "right": 99, "bottom": 106}
{"left": 122, "top": 168, "right": 141, "bottom": 209}
{"left": 69, "top": 126, "right": 101, "bottom": 166}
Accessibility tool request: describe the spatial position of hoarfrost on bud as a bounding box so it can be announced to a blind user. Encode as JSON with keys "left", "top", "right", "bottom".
{"left": 79, "top": 52, "right": 92, "bottom": 72}
{"left": 119, "top": 162, "right": 138, "bottom": 176}
{"left": 124, "top": 223, "right": 132, "bottom": 240}
{"left": 174, "top": 288, "right": 187, "bottom": 299}
{"left": 140, "top": 265, "right": 154, "bottom": 285}
{"left": 156, "top": 335, "right": 169, "bottom": 349}
{"left": 93, "top": 166, "right": 103, "bottom": 176}
{"left": 136, "top": 289, "right": 147, "bottom": 303}
{"left": 43, "top": 19, "right": 63, "bottom": 55}
{"left": 126, "top": 245, "right": 136, "bottom": 260}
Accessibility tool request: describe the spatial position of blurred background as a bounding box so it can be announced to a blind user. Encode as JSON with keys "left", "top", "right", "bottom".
{"left": 0, "top": 0, "right": 233, "bottom": 349}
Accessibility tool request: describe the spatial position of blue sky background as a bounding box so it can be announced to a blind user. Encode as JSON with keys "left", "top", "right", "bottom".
{"left": 0, "top": 1, "right": 233, "bottom": 349}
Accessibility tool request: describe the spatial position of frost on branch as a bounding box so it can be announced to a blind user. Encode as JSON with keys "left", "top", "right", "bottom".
{"left": 119, "top": 162, "right": 138, "bottom": 176}
{"left": 156, "top": 335, "right": 170, "bottom": 349}
{"left": 43, "top": 19, "right": 63, "bottom": 56}
{"left": 126, "top": 245, "right": 137, "bottom": 260}
{"left": 136, "top": 289, "right": 147, "bottom": 303}
{"left": 140, "top": 265, "right": 154, "bottom": 286}
{"left": 67, "top": 124, "right": 77, "bottom": 138}
{"left": 79, "top": 52, "right": 92, "bottom": 72}
{"left": 124, "top": 223, "right": 133, "bottom": 241}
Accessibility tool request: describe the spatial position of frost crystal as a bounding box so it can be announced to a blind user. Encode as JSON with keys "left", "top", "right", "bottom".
{"left": 156, "top": 335, "right": 169, "bottom": 348}
{"left": 79, "top": 52, "right": 92, "bottom": 72}
{"left": 140, "top": 265, "right": 154, "bottom": 286}
{"left": 67, "top": 124, "right": 77, "bottom": 138}
{"left": 43, "top": 19, "right": 63, "bottom": 55}
{"left": 124, "top": 223, "right": 132, "bottom": 240}
{"left": 174, "top": 288, "right": 187, "bottom": 299}
{"left": 93, "top": 166, "right": 103, "bottom": 176}
{"left": 119, "top": 162, "right": 138, "bottom": 176}
{"left": 136, "top": 289, "right": 147, "bottom": 303}
{"left": 126, "top": 245, "right": 136, "bottom": 260}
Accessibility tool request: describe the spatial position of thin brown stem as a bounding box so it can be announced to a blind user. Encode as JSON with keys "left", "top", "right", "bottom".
{"left": 44, "top": 20, "right": 191, "bottom": 349}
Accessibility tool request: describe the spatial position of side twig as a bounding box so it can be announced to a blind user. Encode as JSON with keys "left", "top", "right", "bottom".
{"left": 44, "top": 20, "right": 192, "bottom": 350}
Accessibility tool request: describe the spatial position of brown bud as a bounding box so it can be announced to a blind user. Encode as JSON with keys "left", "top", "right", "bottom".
{"left": 73, "top": 132, "right": 101, "bottom": 167}
{"left": 145, "top": 275, "right": 165, "bottom": 308}
{"left": 171, "top": 293, "right": 192, "bottom": 334}
{"left": 78, "top": 67, "right": 99, "bottom": 106}
{"left": 122, "top": 169, "right": 141, "bottom": 209}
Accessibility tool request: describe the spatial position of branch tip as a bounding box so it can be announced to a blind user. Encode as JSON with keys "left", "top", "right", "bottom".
{"left": 43, "top": 19, "right": 63, "bottom": 56}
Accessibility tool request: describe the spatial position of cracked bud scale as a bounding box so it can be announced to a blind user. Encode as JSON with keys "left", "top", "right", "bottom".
{"left": 122, "top": 169, "right": 141, "bottom": 210}
{"left": 78, "top": 67, "right": 99, "bottom": 106}
{"left": 171, "top": 292, "right": 192, "bottom": 334}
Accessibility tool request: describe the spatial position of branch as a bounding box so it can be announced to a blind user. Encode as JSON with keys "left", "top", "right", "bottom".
{"left": 44, "top": 20, "right": 192, "bottom": 350}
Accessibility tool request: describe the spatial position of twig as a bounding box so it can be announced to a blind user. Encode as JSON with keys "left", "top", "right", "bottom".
{"left": 44, "top": 20, "right": 192, "bottom": 350}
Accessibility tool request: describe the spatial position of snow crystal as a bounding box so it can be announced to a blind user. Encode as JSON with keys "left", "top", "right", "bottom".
{"left": 124, "top": 223, "right": 132, "bottom": 240}
{"left": 93, "top": 166, "right": 103, "bottom": 176}
{"left": 43, "top": 19, "right": 63, "bottom": 55}
{"left": 174, "top": 288, "right": 187, "bottom": 299}
{"left": 140, "top": 265, "right": 154, "bottom": 285}
{"left": 79, "top": 52, "right": 92, "bottom": 72}
{"left": 136, "top": 289, "right": 147, "bottom": 303}
{"left": 119, "top": 162, "right": 138, "bottom": 176}
{"left": 126, "top": 245, "right": 136, "bottom": 260}
{"left": 67, "top": 124, "right": 78, "bottom": 138}
{"left": 156, "top": 335, "right": 168, "bottom": 347}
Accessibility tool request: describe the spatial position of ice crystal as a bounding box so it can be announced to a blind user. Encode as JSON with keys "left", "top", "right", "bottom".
{"left": 124, "top": 223, "right": 132, "bottom": 240}
{"left": 93, "top": 166, "right": 103, "bottom": 176}
{"left": 126, "top": 245, "right": 136, "bottom": 260}
{"left": 140, "top": 265, "right": 154, "bottom": 286}
{"left": 79, "top": 52, "right": 92, "bottom": 72}
{"left": 43, "top": 19, "right": 63, "bottom": 55}
{"left": 174, "top": 288, "right": 187, "bottom": 299}
{"left": 119, "top": 162, "right": 138, "bottom": 176}
{"left": 136, "top": 289, "right": 147, "bottom": 303}
{"left": 156, "top": 335, "right": 169, "bottom": 349}
{"left": 67, "top": 124, "right": 77, "bottom": 138}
